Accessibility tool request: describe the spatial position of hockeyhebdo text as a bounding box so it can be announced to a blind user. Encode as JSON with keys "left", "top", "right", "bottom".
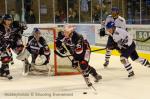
{"left": 4, "top": 92, "right": 73, "bottom": 97}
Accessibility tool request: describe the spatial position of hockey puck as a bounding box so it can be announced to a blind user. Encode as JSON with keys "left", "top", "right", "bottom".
{"left": 83, "top": 92, "right": 87, "bottom": 94}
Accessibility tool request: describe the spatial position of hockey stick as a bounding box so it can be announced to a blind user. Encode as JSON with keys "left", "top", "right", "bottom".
{"left": 55, "top": 43, "right": 97, "bottom": 92}
{"left": 54, "top": 47, "right": 106, "bottom": 58}
{"left": 91, "top": 48, "right": 106, "bottom": 52}
{"left": 54, "top": 50, "right": 72, "bottom": 58}
{"left": 60, "top": 50, "right": 97, "bottom": 92}
{"left": 75, "top": 68, "right": 97, "bottom": 92}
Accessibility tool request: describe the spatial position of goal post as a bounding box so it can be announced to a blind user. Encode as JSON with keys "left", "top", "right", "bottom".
{"left": 36, "top": 28, "right": 79, "bottom": 76}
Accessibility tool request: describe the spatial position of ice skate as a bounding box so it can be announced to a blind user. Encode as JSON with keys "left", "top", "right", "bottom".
{"left": 103, "top": 61, "right": 109, "bottom": 67}
{"left": 84, "top": 77, "right": 92, "bottom": 87}
{"left": 94, "top": 74, "right": 102, "bottom": 82}
{"left": 128, "top": 71, "right": 135, "bottom": 77}
{"left": 145, "top": 61, "right": 150, "bottom": 67}
{"left": 7, "top": 75, "right": 13, "bottom": 80}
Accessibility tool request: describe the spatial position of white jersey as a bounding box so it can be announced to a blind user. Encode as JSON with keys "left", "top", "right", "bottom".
{"left": 102, "top": 15, "right": 126, "bottom": 30}
{"left": 112, "top": 28, "right": 133, "bottom": 49}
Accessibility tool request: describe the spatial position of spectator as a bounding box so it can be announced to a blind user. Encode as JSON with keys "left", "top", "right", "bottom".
{"left": 59, "top": 10, "right": 66, "bottom": 23}
{"left": 24, "top": 0, "right": 33, "bottom": 12}
{"left": 55, "top": 11, "right": 61, "bottom": 23}
{"left": 69, "top": 10, "right": 78, "bottom": 23}
{"left": 25, "top": 9, "right": 36, "bottom": 24}
{"left": 72, "top": 11, "right": 79, "bottom": 23}
{"left": 93, "top": 5, "right": 101, "bottom": 23}
{"left": 10, "top": 9, "right": 20, "bottom": 21}
{"left": 81, "top": 0, "right": 89, "bottom": 12}
{"left": 68, "top": 8, "right": 73, "bottom": 22}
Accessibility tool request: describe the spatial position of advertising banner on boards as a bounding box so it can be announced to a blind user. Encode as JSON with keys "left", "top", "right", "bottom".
{"left": 127, "top": 25, "right": 150, "bottom": 51}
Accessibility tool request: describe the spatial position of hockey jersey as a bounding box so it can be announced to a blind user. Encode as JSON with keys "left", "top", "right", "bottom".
{"left": 0, "top": 24, "right": 13, "bottom": 48}
{"left": 26, "top": 36, "right": 49, "bottom": 54}
{"left": 102, "top": 15, "right": 126, "bottom": 30}
{"left": 112, "top": 27, "right": 133, "bottom": 49}
{"left": 56, "top": 31, "right": 91, "bottom": 61}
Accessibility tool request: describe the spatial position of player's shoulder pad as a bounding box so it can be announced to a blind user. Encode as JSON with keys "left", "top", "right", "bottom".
{"left": 28, "top": 36, "right": 34, "bottom": 40}
{"left": 114, "top": 28, "right": 122, "bottom": 35}
{"left": 58, "top": 31, "right": 64, "bottom": 36}
{"left": 39, "top": 36, "right": 46, "bottom": 41}
{"left": 118, "top": 16, "right": 125, "bottom": 22}
{"left": 73, "top": 31, "right": 83, "bottom": 39}
{"left": 39, "top": 37, "right": 47, "bottom": 45}
{"left": 106, "top": 15, "right": 112, "bottom": 19}
{"left": 114, "top": 31, "right": 119, "bottom": 35}
{"left": 58, "top": 31, "right": 65, "bottom": 39}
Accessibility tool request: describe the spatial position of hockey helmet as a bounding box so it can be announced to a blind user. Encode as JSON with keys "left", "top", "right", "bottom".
{"left": 111, "top": 7, "right": 119, "bottom": 13}
{"left": 64, "top": 24, "right": 76, "bottom": 32}
{"left": 32, "top": 28, "right": 41, "bottom": 35}
{"left": 2, "top": 14, "right": 13, "bottom": 20}
{"left": 33, "top": 28, "right": 40, "bottom": 32}
{"left": 106, "top": 21, "right": 115, "bottom": 29}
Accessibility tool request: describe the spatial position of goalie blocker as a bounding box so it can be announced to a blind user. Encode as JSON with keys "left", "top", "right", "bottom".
{"left": 56, "top": 24, "right": 102, "bottom": 87}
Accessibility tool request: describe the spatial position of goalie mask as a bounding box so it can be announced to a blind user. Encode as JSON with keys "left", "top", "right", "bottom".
{"left": 35, "top": 55, "right": 47, "bottom": 65}
{"left": 32, "top": 28, "right": 41, "bottom": 41}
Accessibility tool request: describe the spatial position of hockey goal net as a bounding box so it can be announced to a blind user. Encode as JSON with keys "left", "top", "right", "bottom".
{"left": 24, "top": 28, "right": 79, "bottom": 76}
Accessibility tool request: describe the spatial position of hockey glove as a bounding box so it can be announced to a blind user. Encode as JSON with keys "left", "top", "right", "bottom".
{"left": 99, "top": 28, "right": 106, "bottom": 37}
{"left": 58, "top": 46, "right": 67, "bottom": 54}
{"left": 72, "top": 59, "right": 79, "bottom": 69}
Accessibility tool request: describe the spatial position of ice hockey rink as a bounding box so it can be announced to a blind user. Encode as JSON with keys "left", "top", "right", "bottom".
{"left": 0, "top": 52, "right": 150, "bottom": 99}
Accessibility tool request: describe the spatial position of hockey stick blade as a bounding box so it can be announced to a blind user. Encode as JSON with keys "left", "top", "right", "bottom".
{"left": 76, "top": 68, "right": 97, "bottom": 93}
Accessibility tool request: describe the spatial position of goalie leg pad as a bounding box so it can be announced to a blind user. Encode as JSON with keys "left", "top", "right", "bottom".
{"left": 13, "top": 45, "right": 24, "bottom": 55}
{"left": 35, "top": 55, "right": 47, "bottom": 65}
{"left": 16, "top": 49, "right": 30, "bottom": 60}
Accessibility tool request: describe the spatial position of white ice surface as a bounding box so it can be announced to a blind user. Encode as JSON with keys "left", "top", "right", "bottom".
{"left": 0, "top": 53, "right": 150, "bottom": 99}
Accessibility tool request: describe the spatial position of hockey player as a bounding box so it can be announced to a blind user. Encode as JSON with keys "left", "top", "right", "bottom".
{"left": 106, "top": 21, "right": 150, "bottom": 77}
{"left": 56, "top": 24, "right": 102, "bottom": 87}
{"left": 10, "top": 21, "right": 27, "bottom": 55}
{"left": 99, "top": 7, "right": 126, "bottom": 67}
{"left": 0, "top": 14, "right": 14, "bottom": 80}
{"left": 25, "top": 28, "right": 50, "bottom": 72}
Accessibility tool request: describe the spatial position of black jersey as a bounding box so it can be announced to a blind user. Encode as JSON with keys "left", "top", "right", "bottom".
{"left": 0, "top": 24, "right": 13, "bottom": 48}
{"left": 56, "top": 31, "right": 91, "bottom": 61}
{"left": 26, "top": 36, "right": 48, "bottom": 54}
